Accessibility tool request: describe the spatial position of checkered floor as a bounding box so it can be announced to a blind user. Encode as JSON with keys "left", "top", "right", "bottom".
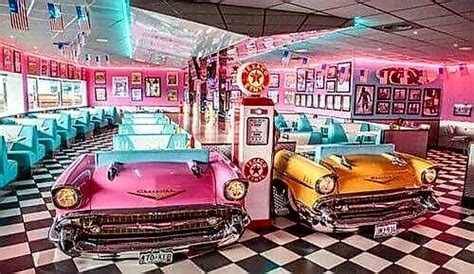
{"left": 0, "top": 128, "right": 472, "bottom": 273}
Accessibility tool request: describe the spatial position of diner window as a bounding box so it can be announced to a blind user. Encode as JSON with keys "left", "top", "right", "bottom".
{"left": 61, "top": 81, "right": 73, "bottom": 107}
{"left": 0, "top": 75, "right": 6, "bottom": 113}
{"left": 73, "top": 82, "right": 86, "bottom": 106}
{"left": 0, "top": 72, "right": 24, "bottom": 116}
{"left": 27, "top": 77, "right": 39, "bottom": 110}
{"left": 37, "top": 79, "right": 61, "bottom": 108}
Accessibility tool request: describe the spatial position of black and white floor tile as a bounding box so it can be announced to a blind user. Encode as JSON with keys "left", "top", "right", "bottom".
{"left": 0, "top": 128, "right": 472, "bottom": 273}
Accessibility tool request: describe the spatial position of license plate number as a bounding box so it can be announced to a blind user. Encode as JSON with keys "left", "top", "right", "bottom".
{"left": 138, "top": 250, "right": 173, "bottom": 264}
{"left": 374, "top": 223, "right": 397, "bottom": 238}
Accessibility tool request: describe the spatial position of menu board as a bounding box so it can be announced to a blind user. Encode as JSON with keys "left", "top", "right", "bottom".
{"left": 246, "top": 117, "right": 269, "bottom": 146}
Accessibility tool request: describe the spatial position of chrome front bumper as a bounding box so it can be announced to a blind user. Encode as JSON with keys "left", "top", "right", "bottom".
{"left": 295, "top": 187, "right": 440, "bottom": 233}
{"left": 49, "top": 205, "right": 250, "bottom": 259}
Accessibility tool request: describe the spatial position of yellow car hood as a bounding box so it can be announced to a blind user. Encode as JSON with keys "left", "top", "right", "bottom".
{"left": 323, "top": 154, "right": 423, "bottom": 194}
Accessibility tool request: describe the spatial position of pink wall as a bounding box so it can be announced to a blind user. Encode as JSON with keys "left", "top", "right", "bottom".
{"left": 88, "top": 68, "right": 186, "bottom": 107}
{"left": 441, "top": 70, "right": 474, "bottom": 122}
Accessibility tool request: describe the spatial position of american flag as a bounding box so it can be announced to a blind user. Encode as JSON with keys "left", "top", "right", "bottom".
{"left": 76, "top": 5, "right": 91, "bottom": 35}
{"left": 8, "top": 0, "right": 29, "bottom": 30}
{"left": 48, "top": 3, "right": 64, "bottom": 32}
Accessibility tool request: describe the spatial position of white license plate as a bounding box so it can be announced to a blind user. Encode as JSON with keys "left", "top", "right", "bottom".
{"left": 374, "top": 223, "right": 397, "bottom": 238}
{"left": 138, "top": 250, "right": 173, "bottom": 264}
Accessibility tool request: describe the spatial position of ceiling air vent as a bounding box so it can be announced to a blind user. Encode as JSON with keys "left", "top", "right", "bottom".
{"left": 374, "top": 22, "right": 421, "bottom": 32}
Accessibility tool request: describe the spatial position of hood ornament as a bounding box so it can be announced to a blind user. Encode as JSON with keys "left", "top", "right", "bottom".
{"left": 366, "top": 175, "right": 398, "bottom": 184}
{"left": 127, "top": 189, "right": 185, "bottom": 201}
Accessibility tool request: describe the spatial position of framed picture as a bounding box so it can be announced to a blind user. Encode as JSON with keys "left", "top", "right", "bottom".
{"left": 306, "top": 81, "right": 314, "bottom": 93}
{"left": 13, "top": 51, "right": 21, "bottom": 73}
{"left": 333, "top": 95, "right": 342, "bottom": 110}
{"left": 377, "top": 87, "right": 391, "bottom": 100}
{"left": 392, "top": 102, "right": 406, "bottom": 114}
{"left": 95, "top": 71, "right": 106, "bottom": 84}
{"left": 81, "top": 68, "right": 87, "bottom": 80}
{"left": 316, "top": 71, "right": 325, "bottom": 89}
{"left": 408, "top": 88, "right": 422, "bottom": 101}
{"left": 336, "top": 62, "right": 351, "bottom": 93}
{"left": 59, "top": 62, "right": 67, "bottom": 78}
{"left": 305, "top": 69, "right": 315, "bottom": 93}
{"left": 306, "top": 95, "right": 313, "bottom": 108}
{"left": 342, "top": 96, "right": 351, "bottom": 112}
{"left": 168, "top": 87, "right": 178, "bottom": 101}
{"left": 131, "top": 72, "right": 142, "bottom": 85}
{"left": 269, "top": 73, "right": 280, "bottom": 88}
{"left": 376, "top": 102, "right": 391, "bottom": 114}
{"left": 94, "top": 87, "right": 107, "bottom": 101}
{"left": 284, "top": 73, "right": 296, "bottom": 88}
{"left": 74, "top": 66, "right": 81, "bottom": 80}
{"left": 319, "top": 94, "right": 326, "bottom": 109}
{"left": 316, "top": 94, "right": 321, "bottom": 109}
{"left": 327, "top": 66, "right": 337, "bottom": 79}
{"left": 295, "top": 94, "right": 301, "bottom": 106}
{"left": 268, "top": 89, "right": 279, "bottom": 104}
{"left": 40, "top": 59, "right": 49, "bottom": 76}
{"left": 284, "top": 91, "right": 295, "bottom": 104}
{"left": 453, "top": 104, "right": 472, "bottom": 117}
{"left": 27, "top": 56, "right": 40, "bottom": 75}
{"left": 302, "top": 94, "right": 308, "bottom": 106}
{"left": 131, "top": 88, "right": 143, "bottom": 102}
{"left": 50, "top": 61, "right": 58, "bottom": 77}
{"left": 67, "top": 65, "right": 74, "bottom": 79}
{"left": 167, "top": 72, "right": 178, "bottom": 86}
{"left": 393, "top": 88, "right": 407, "bottom": 101}
{"left": 407, "top": 102, "right": 421, "bottom": 115}
{"left": 326, "top": 80, "right": 336, "bottom": 93}
{"left": 112, "top": 77, "right": 129, "bottom": 97}
{"left": 145, "top": 77, "right": 161, "bottom": 97}
{"left": 422, "top": 88, "right": 441, "bottom": 117}
{"left": 183, "top": 72, "right": 189, "bottom": 86}
{"left": 3, "top": 48, "right": 13, "bottom": 71}
{"left": 354, "top": 84, "right": 375, "bottom": 115}
{"left": 326, "top": 95, "right": 334, "bottom": 110}
{"left": 296, "top": 68, "right": 306, "bottom": 92}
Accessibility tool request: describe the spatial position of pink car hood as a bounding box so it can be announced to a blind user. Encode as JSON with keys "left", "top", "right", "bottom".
{"left": 89, "top": 162, "right": 215, "bottom": 210}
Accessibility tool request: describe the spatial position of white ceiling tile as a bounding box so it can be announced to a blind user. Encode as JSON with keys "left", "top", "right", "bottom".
{"left": 393, "top": 5, "right": 452, "bottom": 21}
{"left": 220, "top": 0, "right": 282, "bottom": 9}
{"left": 363, "top": 0, "right": 433, "bottom": 12}
{"left": 291, "top": 0, "right": 357, "bottom": 12}
{"left": 270, "top": 3, "right": 314, "bottom": 13}
{"left": 415, "top": 15, "right": 469, "bottom": 27}
{"left": 438, "top": 0, "right": 474, "bottom": 13}
{"left": 360, "top": 13, "right": 404, "bottom": 27}
{"left": 325, "top": 3, "right": 381, "bottom": 17}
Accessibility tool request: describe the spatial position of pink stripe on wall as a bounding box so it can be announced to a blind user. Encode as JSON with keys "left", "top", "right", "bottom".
{"left": 88, "top": 68, "right": 186, "bottom": 107}
{"left": 441, "top": 70, "right": 474, "bottom": 122}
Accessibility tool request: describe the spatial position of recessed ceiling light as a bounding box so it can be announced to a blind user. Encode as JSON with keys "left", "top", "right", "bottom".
{"left": 9, "top": 35, "right": 14, "bottom": 39}
{"left": 413, "top": 30, "right": 418, "bottom": 34}
{"left": 96, "top": 38, "right": 109, "bottom": 43}
{"left": 453, "top": 43, "right": 458, "bottom": 47}
{"left": 33, "top": 46, "right": 37, "bottom": 49}
{"left": 459, "top": 46, "right": 472, "bottom": 51}
{"left": 377, "top": 47, "right": 382, "bottom": 51}
{"left": 294, "top": 49, "right": 308, "bottom": 53}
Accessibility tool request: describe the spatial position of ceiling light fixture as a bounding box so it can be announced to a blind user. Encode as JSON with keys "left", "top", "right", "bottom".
{"left": 96, "top": 38, "right": 109, "bottom": 43}
{"left": 459, "top": 46, "right": 472, "bottom": 51}
{"left": 294, "top": 49, "right": 308, "bottom": 53}
{"left": 413, "top": 30, "right": 418, "bottom": 34}
{"left": 9, "top": 35, "right": 14, "bottom": 39}
{"left": 453, "top": 43, "right": 458, "bottom": 47}
{"left": 377, "top": 47, "right": 382, "bottom": 51}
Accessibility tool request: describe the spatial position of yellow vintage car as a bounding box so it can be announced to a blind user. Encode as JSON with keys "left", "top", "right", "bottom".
{"left": 273, "top": 144, "right": 440, "bottom": 235}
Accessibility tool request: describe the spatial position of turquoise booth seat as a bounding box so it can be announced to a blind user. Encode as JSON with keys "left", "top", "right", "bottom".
{"left": 31, "top": 113, "right": 76, "bottom": 146}
{"left": 123, "top": 112, "right": 165, "bottom": 119}
{"left": 121, "top": 116, "right": 171, "bottom": 125}
{"left": 118, "top": 124, "right": 177, "bottom": 135}
{"left": 2, "top": 118, "right": 61, "bottom": 154}
{"left": 97, "top": 106, "right": 119, "bottom": 125}
{"left": 96, "top": 149, "right": 209, "bottom": 167}
{"left": 313, "top": 143, "right": 395, "bottom": 161}
{"left": 61, "top": 110, "right": 94, "bottom": 138}
{"left": 0, "top": 136, "right": 18, "bottom": 188}
{"left": 81, "top": 108, "right": 108, "bottom": 129}
{"left": 113, "top": 133, "right": 189, "bottom": 151}
{"left": 327, "top": 122, "right": 382, "bottom": 145}
{"left": 0, "top": 125, "right": 46, "bottom": 171}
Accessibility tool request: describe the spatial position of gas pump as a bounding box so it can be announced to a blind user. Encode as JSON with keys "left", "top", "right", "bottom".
{"left": 232, "top": 62, "right": 274, "bottom": 227}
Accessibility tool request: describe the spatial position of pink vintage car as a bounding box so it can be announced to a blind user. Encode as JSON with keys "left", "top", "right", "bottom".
{"left": 49, "top": 149, "right": 250, "bottom": 264}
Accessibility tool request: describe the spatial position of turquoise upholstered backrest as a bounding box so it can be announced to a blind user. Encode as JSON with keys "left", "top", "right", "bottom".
{"left": 61, "top": 110, "right": 90, "bottom": 126}
{"left": 32, "top": 113, "right": 71, "bottom": 132}
{"left": 328, "top": 123, "right": 349, "bottom": 143}
{"left": 296, "top": 115, "right": 313, "bottom": 132}
{"left": 113, "top": 133, "right": 188, "bottom": 151}
{"left": 0, "top": 125, "right": 36, "bottom": 151}
{"left": 121, "top": 117, "right": 170, "bottom": 125}
{"left": 5, "top": 118, "right": 57, "bottom": 140}
{"left": 96, "top": 149, "right": 210, "bottom": 167}
{"left": 314, "top": 143, "right": 395, "bottom": 161}
{"left": 0, "top": 136, "right": 8, "bottom": 173}
{"left": 274, "top": 115, "right": 288, "bottom": 129}
{"left": 82, "top": 108, "right": 105, "bottom": 121}
{"left": 118, "top": 124, "right": 176, "bottom": 135}
{"left": 123, "top": 112, "right": 165, "bottom": 119}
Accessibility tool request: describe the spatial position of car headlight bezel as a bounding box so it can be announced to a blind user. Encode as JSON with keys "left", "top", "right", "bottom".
{"left": 52, "top": 186, "right": 82, "bottom": 209}
{"left": 315, "top": 175, "right": 337, "bottom": 195}
{"left": 224, "top": 179, "right": 249, "bottom": 201}
{"left": 422, "top": 168, "right": 438, "bottom": 184}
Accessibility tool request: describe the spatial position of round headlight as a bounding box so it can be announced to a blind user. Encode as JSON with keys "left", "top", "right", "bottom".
{"left": 316, "top": 175, "right": 336, "bottom": 195}
{"left": 422, "top": 168, "right": 437, "bottom": 183}
{"left": 224, "top": 180, "right": 248, "bottom": 201}
{"left": 53, "top": 187, "right": 81, "bottom": 209}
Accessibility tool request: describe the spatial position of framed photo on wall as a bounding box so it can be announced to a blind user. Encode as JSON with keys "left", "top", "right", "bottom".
{"left": 316, "top": 94, "right": 321, "bottom": 109}
{"left": 305, "top": 69, "right": 315, "bottom": 93}
{"left": 27, "top": 56, "right": 40, "bottom": 75}
{"left": 67, "top": 65, "right": 75, "bottom": 79}
{"left": 3, "top": 48, "right": 13, "bottom": 71}
{"left": 269, "top": 73, "right": 280, "bottom": 88}
{"left": 408, "top": 88, "right": 422, "bottom": 101}
{"left": 59, "top": 62, "right": 67, "bottom": 78}
{"left": 393, "top": 88, "right": 407, "bottom": 101}
{"left": 376, "top": 102, "right": 390, "bottom": 114}
{"left": 422, "top": 88, "right": 441, "bottom": 117}
{"left": 284, "top": 91, "right": 295, "bottom": 104}
{"left": 295, "top": 94, "right": 301, "bottom": 106}
{"left": 95, "top": 71, "right": 106, "bottom": 84}
{"left": 167, "top": 72, "right": 178, "bottom": 86}
{"left": 319, "top": 94, "right": 326, "bottom": 109}
{"left": 145, "top": 77, "right": 161, "bottom": 97}
{"left": 306, "top": 95, "right": 313, "bottom": 108}
{"left": 296, "top": 68, "right": 306, "bottom": 92}
{"left": 326, "top": 95, "right": 334, "bottom": 110}
{"left": 95, "top": 87, "right": 107, "bottom": 101}
{"left": 326, "top": 80, "right": 336, "bottom": 93}
{"left": 301, "top": 94, "right": 307, "bottom": 107}
{"left": 327, "top": 66, "right": 337, "bottom": 79}
{"left": 342, "top": 96, "right": 351, "bottom": 112}
{"left": 333, "top": 95, "right": 342, "bottom": 110}
{"left": 407, "top": 102, "right": 421, "bottom": 115}
{"left": 316, "top": 71, "right": 325, "bottom": 89}
{"left": 336, "top": 62, "right": 351, "bottom": 93}
{"left": 40, "top": 59, "right": 49, "bottom": 77}
{"left": 112, "top": 77, "right": 129, "bottom": 97}
{"left": 183, "top": 72, "right": 189, "bottom": 86}
{"left": 284, "top": 73, "right": 296, "bottom": 89}
{"left": 131, "top": 88, "right": 143, "bottom": 102}
{"left": 377, "top": 87, "right": 391, "bottom": 100}
{"left": 354, "top": 84, "right": 375, "bottom": 115}
{"left": 50, "top": 61, "right": 58, "bottom": 77}
{"left": 131, "top": 72, "right": 142, "bottom": 85}
{"left": 13, "top": 51, "right": 21, "bottom": 73}
{"left": 168, "top": 87, "right": 178, "bottom": 101}
{"left": 392, "top": 102, "right": 406, "bottom": 114}
{"left": 453, "top": 104, "right": 472, "bottom": 117}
